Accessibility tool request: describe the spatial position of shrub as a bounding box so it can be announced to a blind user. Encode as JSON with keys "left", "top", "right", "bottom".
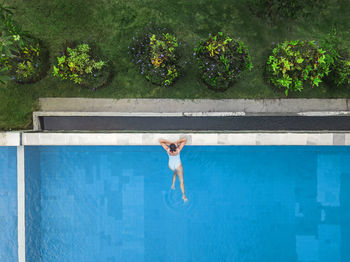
{"left": 53, "top": 43, "right": 111, "bottom": 89}
{"left": 0, "top": 39, "right": 49, "bottom": 83}
{"left": 333, "top": 51, "right": 350, "bottom": 87}
{"left": 194, "top": 32, "right": 252, "bottom": 91}
{"left": 320, "top": 29, "right": 350, "bottom": 88}
{"left": 247, "top": 0, "right": 326, "bottom": 23}
{"left": 0, "top": 5, "right": 49, "bottom": 84}
{"left": 129, "top": 25, "right": 184, "bottom": 87}
{"left": 266, "top": 40, "right": 333, "bottom": 95}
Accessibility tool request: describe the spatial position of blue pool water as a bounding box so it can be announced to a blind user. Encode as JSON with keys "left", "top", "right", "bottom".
{"left": 0, "top": 145, "right": 346, "bottom": 262}
{"left": 0, "top": 147, "right": 17, "bottom": 262}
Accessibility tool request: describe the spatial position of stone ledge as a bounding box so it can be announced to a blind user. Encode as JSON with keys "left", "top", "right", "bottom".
{"left": 39, "top": 98, "right": 350, "bottom": 113}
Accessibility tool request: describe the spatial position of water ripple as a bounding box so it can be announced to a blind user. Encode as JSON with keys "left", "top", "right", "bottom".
{"left": 162, "top": 188, "right": 194, "bottom": 218}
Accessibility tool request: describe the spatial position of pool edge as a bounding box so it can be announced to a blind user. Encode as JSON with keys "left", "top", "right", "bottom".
{"left": 19, "top": 132, "right": 350, "bottom": 146}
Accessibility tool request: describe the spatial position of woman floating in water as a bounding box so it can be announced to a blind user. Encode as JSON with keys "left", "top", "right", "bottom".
{"left": 159, "top": 137, "right": 188, "bottom": 202}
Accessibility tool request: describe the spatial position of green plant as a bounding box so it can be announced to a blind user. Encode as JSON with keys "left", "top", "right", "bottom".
{"left": 53, "top": 43, "right": 110, "bottom": 88}
{"left": 0, "top": 40, "right": 49, "bottom": 84}
{"left": 0, "top": 32, "right": 17, "bottom": 58}
{"left": 129, "top": 25, "right": 184, "bottom": 87}
{"left": 2, "top": 15, "right": 30, "bottom": 49}
{"left": 266, "top": 40, "right": 332, "bottom": 95}
{"left": 334, "top": 51, "right": 350, "bottom": 87}
{"left": 320, "top": 28, "right": 350, "bottom": 88}
{"left": 15, "top": 43, "right": 39, "bottom": 78}
{"left": 194, "top": 32, "right": 252, "bottom": 91}
{"left": 0, "top": 0, "right": 37, "bottom": 84}
{"left": 0, "top": 1, "right": 30, "bottom": 51}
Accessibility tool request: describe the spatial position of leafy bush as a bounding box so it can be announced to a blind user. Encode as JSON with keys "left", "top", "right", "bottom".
{"left": 266, "top": 40, "right": 333, "bottom": 95}
{"left": 0, "top": 2, "right": 48, "bottom": 84}
{"left": 2, "top": 40, "right": 49, "bottom": 83}
{"left": 129, "top": 25, "right": 184, "bottom": 87}
{"left": 320, "top": 29, "right": 350, "bottom": 88}
{"left": 194, "top": 32, "right": 252, "bottom": 91}
{"left": 53, "top": 43, "right": 111, "bottom": 89}
{"left": 247, "top": 0, "right": 326, "bottom": 23}
{"left": 333, "top": 51, "right": 350, "bottom": 87}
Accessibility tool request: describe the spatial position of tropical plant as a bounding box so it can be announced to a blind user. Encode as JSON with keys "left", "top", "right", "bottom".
{"left": 129, "top": 25, "right": 185, "bottom": 87}
{"left": 266, "top": 40, "right": 333, "bottom": 95}
{"left": 333, "top": 51, "right": 350, "bottom": 87}
{"left": 53, "top": 43, "right": 111, "bottom": 89}
{"left": 0, "top": 32, "right": 17, "bottom": 58}
{"left": 2, "top": 15, "right": 30, "bottom": 49}
{"left": 0, "top": 1, "right": 34, "bottom": 84}
{"left": 320, "top": 28, "right": 350, "bottom": 88}
{"left": 194, "top": 32, "right": 252, "bottom": 91}
{"left": 0, "top": 39, "right": 49, "bottom": 83}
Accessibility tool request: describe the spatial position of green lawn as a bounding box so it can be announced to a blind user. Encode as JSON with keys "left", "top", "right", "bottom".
{"left": 0, "top": 0, "right": 349, "bottom": 130}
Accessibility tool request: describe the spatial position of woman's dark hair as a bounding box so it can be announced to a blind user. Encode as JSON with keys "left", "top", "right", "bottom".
{"left": 169, "top": 143, "right": 177, "bottom": 152}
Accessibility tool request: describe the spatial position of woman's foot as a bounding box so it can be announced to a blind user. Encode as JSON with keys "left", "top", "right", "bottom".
{"left": 171, "top": 184, "right": 175, "bottom": 190}
{"left": 182, "top": 195, "right": 188, "bottom": 202}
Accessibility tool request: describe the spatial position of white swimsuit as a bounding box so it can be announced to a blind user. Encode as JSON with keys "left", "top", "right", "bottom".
{"left": 168, "top": 149, "right": 181, "bottom": 171}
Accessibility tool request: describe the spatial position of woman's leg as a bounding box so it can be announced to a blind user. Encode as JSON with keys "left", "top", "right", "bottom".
{"left": 171, "top": 170, "right": 177, "bottom": 189}
{"left": 177, "top": 164, "right": 188, "bottom": 201}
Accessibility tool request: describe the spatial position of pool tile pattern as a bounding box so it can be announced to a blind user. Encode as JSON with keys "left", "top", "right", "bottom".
{"left": 22, "top": 146, "right": 350, "bottom": 262}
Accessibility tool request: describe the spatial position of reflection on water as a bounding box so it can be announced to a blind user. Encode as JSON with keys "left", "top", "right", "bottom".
{"left": 22, "top": 146, "right": 350, "bottom": 262}
{"left": 295, "top": 153, "right": 350, "bottom": 262}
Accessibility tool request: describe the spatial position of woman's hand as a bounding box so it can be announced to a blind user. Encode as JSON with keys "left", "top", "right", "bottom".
{"left": 176, "top": 137, "right": 187, "bottom": 144}
{"left": 159, "top": 138, "right": 172, "bottom": 145}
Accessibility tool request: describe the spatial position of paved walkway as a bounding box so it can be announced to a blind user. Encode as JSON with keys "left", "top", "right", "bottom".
{"left": 39, "top": 98, "right": 350, "bottom": 114}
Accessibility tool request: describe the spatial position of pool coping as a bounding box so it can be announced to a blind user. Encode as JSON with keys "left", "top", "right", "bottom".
{"left": 17, "top": 146, "right": 25, "bottom": 262}
{"left": 1, "top": 131, "right": 350, "bottom": 146}
{"left": 0, "top": 132, "right": 21, "bottom": 146}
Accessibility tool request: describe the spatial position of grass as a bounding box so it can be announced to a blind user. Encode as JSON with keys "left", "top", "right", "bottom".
{"left": 0, "top": 0, "right": 349, "bottom": 130}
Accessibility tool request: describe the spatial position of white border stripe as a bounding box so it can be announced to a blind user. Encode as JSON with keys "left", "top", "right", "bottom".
{"left": 0, "top": 132, "right": 21, "bottom": 146}
{"left": 17, "top": 146, "right": 25, "bottom": 262}
{"left": 21, "top": 132, "right": 350, "bottom": 146}
{"left": 298, "top": 111, "right": 350, "bottom": 116}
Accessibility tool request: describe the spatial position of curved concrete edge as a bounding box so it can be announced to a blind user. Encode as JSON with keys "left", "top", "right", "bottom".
{"left": 0, "top": 132, "right": 21, "bottom": 146}
{"left": 22, "top": 132, "right": 350, "bottom": 146}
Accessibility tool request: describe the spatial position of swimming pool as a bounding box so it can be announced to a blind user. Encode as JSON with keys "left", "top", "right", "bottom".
{"left": 0, "top": 147, "right": 18, "bottom": 262}
{"left": 18, "top": 145, "right": 349, "bottom": 262}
